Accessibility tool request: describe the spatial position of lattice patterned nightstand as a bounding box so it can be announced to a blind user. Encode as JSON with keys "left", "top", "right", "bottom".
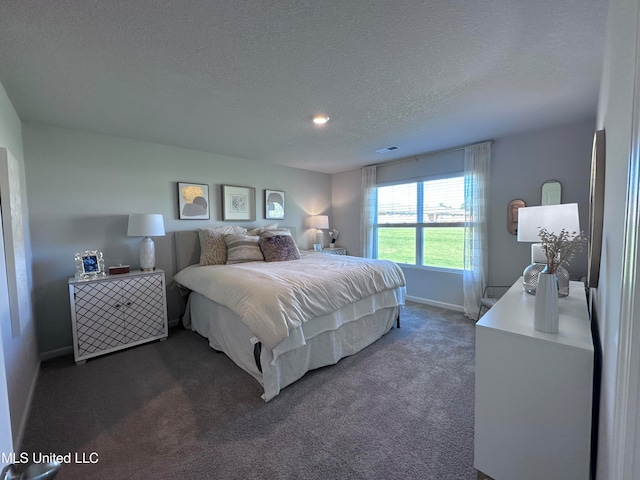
{"left": 305, "top": 247, "right": 347, "bottom": 255}
{"left": 68, "top": 269, "right": 168, "bottom": 364}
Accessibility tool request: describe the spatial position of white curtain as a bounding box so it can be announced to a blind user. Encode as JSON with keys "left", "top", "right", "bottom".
{"left": 360, "top": 166, "right": 377, "bottom": 258}
{"left": 463, "top": 142, "right": 491, "bottom": 320}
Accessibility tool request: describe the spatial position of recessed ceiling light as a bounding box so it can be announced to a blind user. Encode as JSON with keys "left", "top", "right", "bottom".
{"left": 312, "top": 115, "right": 330, "bottom": 125}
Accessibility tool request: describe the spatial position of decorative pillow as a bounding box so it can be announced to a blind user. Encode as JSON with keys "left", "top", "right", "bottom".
{"left": 259, "top": 228, "right": 291, "bottom": 237}
{"left": 247, "top": 223, "right": 279, "bottom": 236}
{"left": 225, "top": 234, "right": 265, "bottom": 264}
{"left": 198, "top": 226, "right": 247, "bottom": 265}
{"left": 259, "top": 234, "right": 301, "bottom": 262}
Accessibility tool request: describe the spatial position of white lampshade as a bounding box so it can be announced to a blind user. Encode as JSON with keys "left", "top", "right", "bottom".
{"left": 127, "top": 214, "right": 165, "bottom": 271}
{"left": 127, "top": 214, "right": 165, "bottom": 237}
{"left": 517, "top": 203, "right": 580, "bottom": 242}
{"left": 308, "top": 215, "right": 329, "bottom": 229}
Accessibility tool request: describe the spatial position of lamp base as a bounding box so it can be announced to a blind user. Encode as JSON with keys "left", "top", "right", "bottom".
{"left": 523, "top": 262, "right": 546, "bottom": 294}
{"left": 523, "top": 262, "right": 569, "bottom": 297}
{"left": 139, "top": 237, "right": 156, "bottom": 271}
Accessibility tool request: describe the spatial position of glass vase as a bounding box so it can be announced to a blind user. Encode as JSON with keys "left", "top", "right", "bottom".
{"left": 523, "top": 263, "right": 570, "bottom": 297}
{"left": 552, "top": 265, "right": 570, "bottom": 297}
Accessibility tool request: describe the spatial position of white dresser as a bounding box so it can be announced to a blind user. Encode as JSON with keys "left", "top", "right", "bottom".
{"left": 68, "top": 270, "right": 168, "bottom": 364}
{"left": 474, "top": 278, "right": 593, "bottom": 480}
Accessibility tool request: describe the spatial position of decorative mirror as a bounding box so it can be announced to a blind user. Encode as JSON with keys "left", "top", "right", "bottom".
{"left": 541, "top": 180, "right": 562, "bottom": 205}
{"left": 588, "top": 130, "right": 605, "bottom": 288}
{"left": 507, "top": 199, "right": 526, "bottom": 235}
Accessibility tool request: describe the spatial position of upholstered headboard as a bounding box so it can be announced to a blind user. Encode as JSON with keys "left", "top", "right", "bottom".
{"left": 175, "top": 230, "right": 201, "bottom": 272}
{"left": 174, "top": 227, "right": 298, "bottom": 272}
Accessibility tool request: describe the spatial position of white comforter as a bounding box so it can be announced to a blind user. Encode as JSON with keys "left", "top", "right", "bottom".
{"left": 173, "top": 254, "right": 406, "bottom": 350}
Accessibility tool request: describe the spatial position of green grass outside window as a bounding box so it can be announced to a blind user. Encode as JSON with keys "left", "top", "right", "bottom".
{"left": 377, "top": 227, "right": 464, "bottom": 269}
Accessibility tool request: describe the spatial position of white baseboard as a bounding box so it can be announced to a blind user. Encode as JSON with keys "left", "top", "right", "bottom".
{"left": 405, "top": 295, "right": 465, "bottom": 313}
{"left": 14, "top": 362, "right": 40, "bottom": 450}
{"left": 40, "top": 345, "right": 73, "bottom": 361}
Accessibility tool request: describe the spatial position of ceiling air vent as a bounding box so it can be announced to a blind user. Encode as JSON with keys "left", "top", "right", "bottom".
{"left": 375, "top": 146, "right": 400, "bottom": 154}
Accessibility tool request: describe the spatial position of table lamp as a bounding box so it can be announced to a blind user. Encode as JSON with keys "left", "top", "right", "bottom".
{"left": 517, "top": 203, "right": 580, "bottom": 296}
{"left": 127, "top": 214, "right": 165, "bottom": 271}
{"left": 308, "top": 215, "right": 329, "bottom": 248}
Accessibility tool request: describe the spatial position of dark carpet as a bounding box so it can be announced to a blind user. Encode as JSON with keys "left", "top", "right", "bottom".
{"left": 19, "top": 302, "right": 477, "bottom": 479}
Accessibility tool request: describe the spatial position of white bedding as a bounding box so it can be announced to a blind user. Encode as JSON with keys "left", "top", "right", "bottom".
{"left": 173, "top": 253, "right": 406, "bottom": 350}
{"left": 187, "top": 290, "right": 404, "bottom": 401}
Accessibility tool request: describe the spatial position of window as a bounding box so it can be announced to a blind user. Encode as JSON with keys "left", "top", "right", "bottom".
{"left": 375, "top": 175, "right": 464, "bottom": 269}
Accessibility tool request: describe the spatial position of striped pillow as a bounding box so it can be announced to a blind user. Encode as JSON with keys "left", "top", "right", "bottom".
{"left": 225, "top": 234, "right": 265, "bottom": 264}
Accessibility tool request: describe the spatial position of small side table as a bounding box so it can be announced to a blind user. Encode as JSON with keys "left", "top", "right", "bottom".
{"left": 68, "top": 269, "right": 168, "bottom": 364}
{"left": 305, "top": 247, "right": 347, "bottom": 255}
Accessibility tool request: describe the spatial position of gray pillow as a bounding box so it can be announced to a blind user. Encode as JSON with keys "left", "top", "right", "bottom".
{"left": 259, "top": 235, "right": 301, "bottom": 262}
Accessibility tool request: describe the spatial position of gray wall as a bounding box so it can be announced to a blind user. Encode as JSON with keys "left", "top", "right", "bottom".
{"left": 332, "top": 118, "right": 594, "bottom": 309}
{"left": 331, "top": 168, "right": 361, "bottom": 257}
{"left": 0, "top": 81, "right": 40, "bottom": 447}
{"left": 22, "top": 122, "right": 332, "bottom": 355}
{"left": 488, "top": 119, "right": 594, "bottom": 286}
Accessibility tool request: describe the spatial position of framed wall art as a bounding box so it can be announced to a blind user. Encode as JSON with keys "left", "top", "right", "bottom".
{"left": 264, "top": 189, "right": 285, "bottom": 220}
{"left": 178, "top": 182, "right": 210, "bottom": 220}
{"left": 222, "top": 185, "right": 256, "bottom": 221}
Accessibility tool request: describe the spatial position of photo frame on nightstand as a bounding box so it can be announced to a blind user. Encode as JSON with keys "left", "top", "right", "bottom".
{"left": 75, "top": 250, "right": 106, "bottom": 280}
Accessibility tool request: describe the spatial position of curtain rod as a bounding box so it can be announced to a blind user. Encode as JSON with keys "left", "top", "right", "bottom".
{"left": 364, "top": 139, "right": 494, "bottom": 169}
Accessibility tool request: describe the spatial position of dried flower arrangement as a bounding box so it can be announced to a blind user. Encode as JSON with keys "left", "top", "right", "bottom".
{"left": 538, "top": 228, "right": 587, "bottom": 274}
{"left": 329, "top": 228, "right": 339, "bottom": 244}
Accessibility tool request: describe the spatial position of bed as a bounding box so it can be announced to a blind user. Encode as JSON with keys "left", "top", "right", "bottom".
{"left": 173, "top": 227, "right": 406, "bottom": 401}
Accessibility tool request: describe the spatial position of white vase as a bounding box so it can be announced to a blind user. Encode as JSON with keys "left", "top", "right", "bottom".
{"left": 534, "top": 273, "right": 559, "bottom": 333}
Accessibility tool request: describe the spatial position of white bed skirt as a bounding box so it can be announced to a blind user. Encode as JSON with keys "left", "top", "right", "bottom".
{"left": 186, "top": 287, "right": 405, "bottom": 401}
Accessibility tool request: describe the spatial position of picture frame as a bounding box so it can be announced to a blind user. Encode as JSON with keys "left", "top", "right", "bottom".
{"left": 75, "top": 250, "right": 106, "bottom": 280}
{"left": 313, "top": 244, "right": 323, "bottom": 251}
{"left": 222, "top": 185, "right": 256, "bottom": 221}
{"left": 587, "top": 129, "right": 606, "bottom": 289}
{"left": 178, "top": 182, "right": 210, "bottom": 220}
{"left": 264, "top": 189, "right": 285, "bottom": 220}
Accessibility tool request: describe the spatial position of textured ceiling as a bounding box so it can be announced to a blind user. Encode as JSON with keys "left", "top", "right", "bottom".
{"left": 0, "top": 1, "right": 607, "bottom": 174}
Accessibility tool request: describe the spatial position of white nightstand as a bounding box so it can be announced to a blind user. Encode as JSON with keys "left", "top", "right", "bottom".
{"left": 68, "top": 269, "right": 168, "bottom": 364}
{"left": 305, "top": 247, "right": 347, "bottom": 255}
